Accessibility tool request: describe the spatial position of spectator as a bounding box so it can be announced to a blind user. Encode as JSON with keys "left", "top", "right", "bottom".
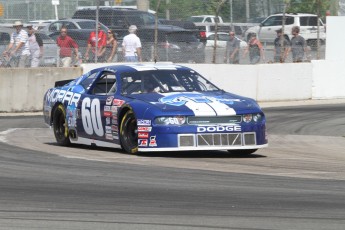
{"left": 2, "top": 21, "right": 30, "bottom": 67}
{"left": 122, "top": 25, "right": 142, "bottom": 62}
{"left": 288, "top": 26, "right": 307, "bottom": 63}
{"left": 105, "top": 30, "right": 118, "bottom": 63}
{"left": 27, "top": 25, "right": 43, "bottom": 67}
{"left": 223, "top": 31, "right": 240, "bottom": 64}
{"left": 273, "top": 28, "right": 290, "bottom": 63}
{"left": 84, "top": 23, "right": 107, "bottom": 62}
{"left": 56, "top": 27, "right": 79, "bottom": 67}
{"left": 243, "top": 33, "right": 265, "bottom": 64}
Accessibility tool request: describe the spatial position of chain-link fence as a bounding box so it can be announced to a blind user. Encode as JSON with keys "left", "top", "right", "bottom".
{"left": 0, "top": 0, "right": 338, "bottom": 67}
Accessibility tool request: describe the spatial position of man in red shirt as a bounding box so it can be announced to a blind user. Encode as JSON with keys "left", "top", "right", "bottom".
{"left": 56, "top": 27, "right": 79, "bottom": 67}
{"left": 84, "top": 23, "right": 107, "bottom": 62}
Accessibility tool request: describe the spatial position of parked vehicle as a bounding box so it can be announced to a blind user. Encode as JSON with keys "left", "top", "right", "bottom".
{"left": 41, "top": 19, "right": 108, "bottom": 37}
{"left": 159, "top": 19, "right": 207, "bottom": 44}
{"left": 0, "top": 26, "right": 58, "bottom": 67}
{"left": 72, "top": 7, "right": 205, "bottom": 63}
{"left": 43, "top": 63, "right": 268, "bottom": 154}
{"left": 187, "top": 15, "right": 224, "bottom": 23}
{"left": 72, "top": 7, "right": 156, "bottom": 40}
{"left": 244, "top": 13, "right": 326, "bottom": 48}
{"left": 137, "top": 25, "right": 205, "bottom": 63}
{"left": 206, "top": 32, "right": 247, "bottom": 49}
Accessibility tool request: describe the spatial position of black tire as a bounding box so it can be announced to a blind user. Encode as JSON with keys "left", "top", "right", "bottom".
{"left": 227, "top": 149, "right": 257, "bottom": 155}
{"left": 120, "top": 110, "right": 138, "bottom": 154}
{"left": 53, "top": 104, "right": 70, "bottom": 146}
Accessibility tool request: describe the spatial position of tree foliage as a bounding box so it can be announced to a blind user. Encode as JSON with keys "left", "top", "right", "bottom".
{"left": 287, "top": 0, "right": 331, "bottom": 17}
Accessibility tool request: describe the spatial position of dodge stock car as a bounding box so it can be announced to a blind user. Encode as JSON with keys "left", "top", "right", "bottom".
{"left": 43, "top": 63, "right": 268, "bottom": 154}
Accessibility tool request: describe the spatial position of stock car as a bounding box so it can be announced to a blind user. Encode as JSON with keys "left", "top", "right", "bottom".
{"left": 43, "top": 63, "right": 268, "bottom": 154}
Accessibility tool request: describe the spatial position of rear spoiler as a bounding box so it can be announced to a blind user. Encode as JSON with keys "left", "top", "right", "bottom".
{"left": 54, "top": 79, "right": 74, "bottom": 87}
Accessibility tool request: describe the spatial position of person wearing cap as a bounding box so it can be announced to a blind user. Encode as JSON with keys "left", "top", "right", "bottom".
{"left": 122, "top": 25, "right": 142, "bottom": 62}
{"left": 242, "top": 33, "right": 265, "bottom": 64}
{"left": 84, "top": 23, "right": 107, "bottom": 62}
{"left": 2, "top": 21, "right": 30, "bottom": 67}
{"left": 273, "top": 28, "right": 290, "bottom": 63}
{"left": 287, "top": 26, "right": 307, "bottom": 63}
{"left": 27, "top": 25, "right": 43, "bottom": 67}
{"left": 223, "top": 31, "right": 240, "bottom": 64}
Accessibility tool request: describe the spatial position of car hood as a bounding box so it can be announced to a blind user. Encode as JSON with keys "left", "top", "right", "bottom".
{"left": 128, "top": 91, "right": 261, "bottom": 116}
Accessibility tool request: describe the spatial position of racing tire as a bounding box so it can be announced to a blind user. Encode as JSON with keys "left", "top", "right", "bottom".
{"left": 53, "top": 104, "right": 70, "bottom": 146}
{"left": 227, "top": 149, "right": 257, "bottom": 155}
{"left": 120, "top": 110, "right": 138, "bottom": 154}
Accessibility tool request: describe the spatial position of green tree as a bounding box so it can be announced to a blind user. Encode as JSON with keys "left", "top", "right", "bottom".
{"left": 287, "top": 0, "right": 330, "bottom": 17}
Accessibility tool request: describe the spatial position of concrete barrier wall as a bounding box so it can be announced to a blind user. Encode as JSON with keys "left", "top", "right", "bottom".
{"left": 0, "top": 60, "right": 344, "bottom": 113}
{"left": 0, "top": 67, "right": 82, "bottom": 112}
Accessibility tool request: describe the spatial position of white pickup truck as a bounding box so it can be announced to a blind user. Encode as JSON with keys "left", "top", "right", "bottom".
{"left": 188, "top": 15, "right": 224, "bottom": 24}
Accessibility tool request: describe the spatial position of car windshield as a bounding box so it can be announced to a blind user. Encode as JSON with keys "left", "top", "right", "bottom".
{"left": 121, "top": 70, "right": 219, "bottom": 95}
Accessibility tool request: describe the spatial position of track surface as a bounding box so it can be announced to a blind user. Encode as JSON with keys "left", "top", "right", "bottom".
{"left": 0, "top": 104, "right": 344, "bottom": 229}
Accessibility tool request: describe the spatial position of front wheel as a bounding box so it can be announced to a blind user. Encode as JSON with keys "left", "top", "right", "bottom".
{"left": 120, "top": 110, "right": 138, "bottom": 154}
{"left": 53, "top": 104, "right": 70, "bottom": 146}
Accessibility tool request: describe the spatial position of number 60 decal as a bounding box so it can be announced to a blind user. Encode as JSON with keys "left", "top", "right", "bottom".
{"left": 81, "top": 98, "right": 104, "bottom": 136}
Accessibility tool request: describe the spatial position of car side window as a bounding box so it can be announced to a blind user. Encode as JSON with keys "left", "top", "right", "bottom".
{"left": 91, "top": 72, "right": 117, "bottom": 95}
{"left": 64, "top": 22, "right": 78, "bottom": 30}
{"left": 262, "top": 16, "right": 277, "bottom": 26}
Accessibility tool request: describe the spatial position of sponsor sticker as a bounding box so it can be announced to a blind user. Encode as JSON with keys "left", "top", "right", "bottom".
{"left": 113, "top": 99, "right": 125, "bottom": 107}
{"left": 137, "top": 119, "right": 151, "bottom": 126}
{"left": 197, "top": 125, "right": 242, "bottom": 133}
{"left": 105, "top": 133, "right": 113, "bottom": 140}
{"left": 104, "top": 111, "right": 112, "bottom": 117}
{"left": 138, "top": 139, "right": 148, "bottom": 147}
{"left": 149, "top": 136, "right": 157, "bottom": 147}
{"left": 138, "top": 132, "right": 149, "bottom": 139}
{"left": 106, "top": 96, "right": 114, "bottom": 105}
{"left": 137, "top": 126, "right": 152, "bottom": 132}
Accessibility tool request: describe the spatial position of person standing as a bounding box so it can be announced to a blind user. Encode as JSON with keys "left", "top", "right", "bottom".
{"left": 243, "top": 33, "right": 265, "bottom": 64}
{"left": 2, "top": 21, "right": 30, "bottom": 67}
{"left": 84, "top": 23, "right": 107, "bottom": 62}
{"left": 27, "top": 25, "right": 43, "bottom": 67}
{"left": 105, "top": 30, "right": 118, "bottom": 63}
{"left": 122, "top": 25, "right": 142, "bottom": 62}
{"left": 288, "top": 26, "right": 307, "bottom": 63}
{"left": 273, "top": 28, "right": 290, "bottom": 63}
{"left": 56, "top": 27, "right": 79, "bottom": 67}
{"left": 223, "top": 31, "right": 240, "bottom": 64}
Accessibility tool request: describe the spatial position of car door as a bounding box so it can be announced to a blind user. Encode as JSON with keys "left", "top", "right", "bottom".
{"left": 259, "top": 15, "right": 282, "bottom": 42}
{"left": 259, "top": 15, "right": 294, "bottom": 43}
{"left": 77, "top": 70, "right": 120, "bottom": 143}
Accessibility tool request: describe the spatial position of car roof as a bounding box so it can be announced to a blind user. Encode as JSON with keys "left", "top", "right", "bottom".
{"left": 88, "top": 63, "right": 193, "bottom": 74}
{"left": 269, "top": 13, "right": 318, "bottom": 17}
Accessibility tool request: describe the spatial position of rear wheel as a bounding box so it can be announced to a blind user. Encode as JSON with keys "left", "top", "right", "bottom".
{"left": 120, "top": 110, "right": 138, "bottom": 154}
{"left": 53, "top": 104, "right": 70, "bottom": 146}
{"left": 227, "top": 149, "right": 257, "bottom": 155}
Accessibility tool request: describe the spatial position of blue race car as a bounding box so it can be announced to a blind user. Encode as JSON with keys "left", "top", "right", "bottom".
{"left": 43, "top": 63, "right": 268, "bottom": 154}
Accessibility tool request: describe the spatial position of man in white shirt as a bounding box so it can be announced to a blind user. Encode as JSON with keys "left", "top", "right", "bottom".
{"left": 2, "top": 21, "right": 30, "bottom": 67}
{"left": 122, "top": 25, "right": 142, "bottom": 62}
